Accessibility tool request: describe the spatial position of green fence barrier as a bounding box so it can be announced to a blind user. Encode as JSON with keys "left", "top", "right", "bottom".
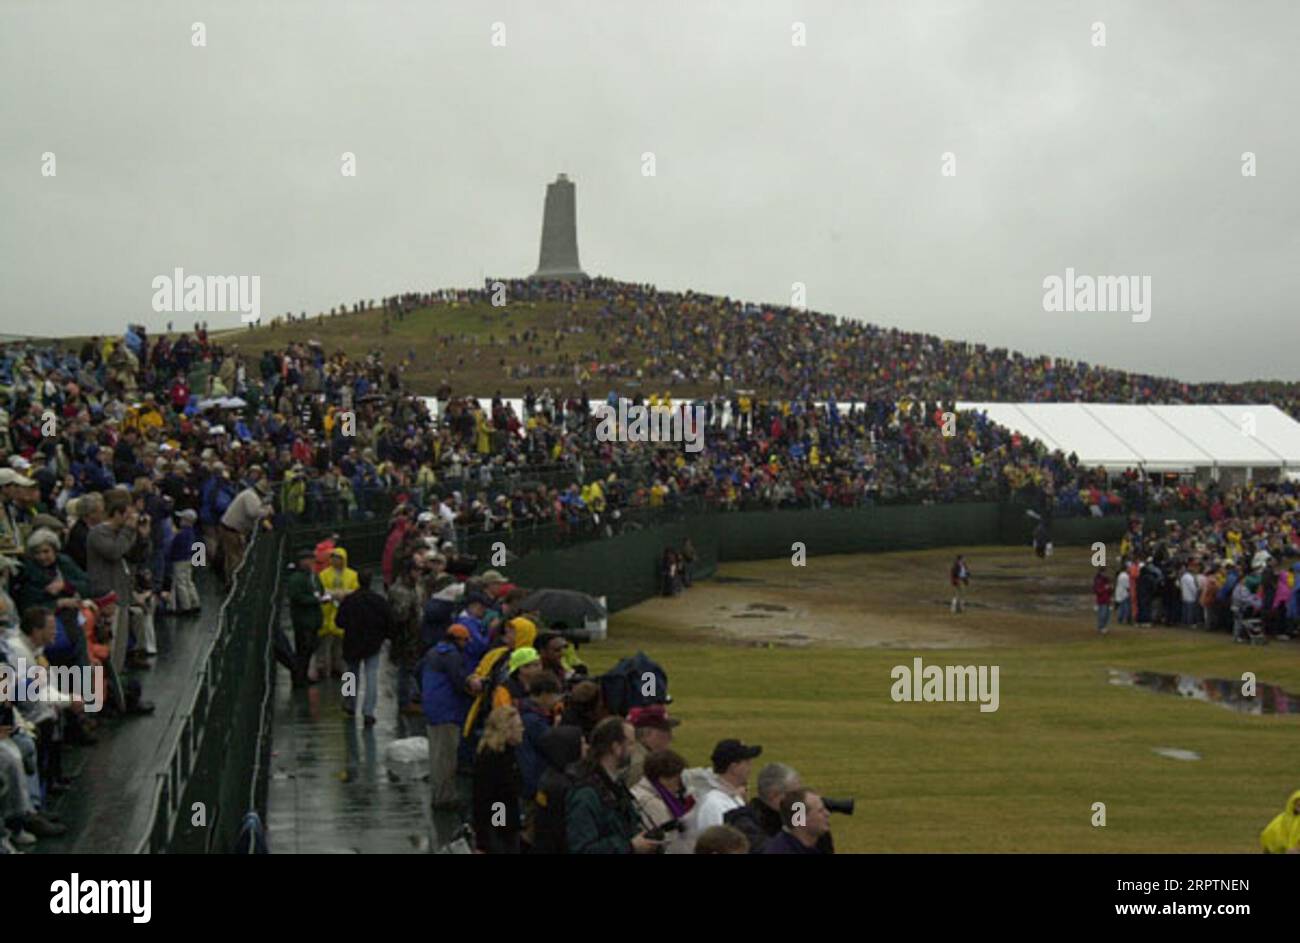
{"left": 714, "top": 503, "right": 1004, "bottom": 562}
{"left": 447, "top": 504, "right": 1209, "bottom": 614}
{"left": 995, "top": 505, "right": 1204, "bottom": 551}
{"left": 137, "top": 527, "right": 284, "bottom": 854}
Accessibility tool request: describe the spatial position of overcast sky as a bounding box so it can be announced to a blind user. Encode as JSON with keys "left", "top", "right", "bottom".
{"left": 2, "top": 1, "right": 1296, "bottom": 383}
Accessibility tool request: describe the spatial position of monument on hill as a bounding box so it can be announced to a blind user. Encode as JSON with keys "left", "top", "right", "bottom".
{"left": 531, "top": 173, "right": 588, "bottom": 281}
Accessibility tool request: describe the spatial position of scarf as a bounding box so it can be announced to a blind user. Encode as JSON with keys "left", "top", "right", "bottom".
{"left": 652, "top": 778, "right": 694, "bottom": 820}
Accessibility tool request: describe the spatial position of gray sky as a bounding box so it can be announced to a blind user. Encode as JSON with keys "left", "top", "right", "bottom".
{"left": 2, "top": 0, "right": 1296, "bottom": 382}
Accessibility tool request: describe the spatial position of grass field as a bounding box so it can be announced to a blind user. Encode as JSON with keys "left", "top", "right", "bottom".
{"left": 584, "top": 545, "right": 1300, "bottom": 853}
{"left": 205, "top": 299, "right": 679, "bottom": 397}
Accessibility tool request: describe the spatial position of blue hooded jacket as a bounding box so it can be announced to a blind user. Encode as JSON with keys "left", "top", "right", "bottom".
{"left": 421, "top": 640, "right": 471, "bottom": 726}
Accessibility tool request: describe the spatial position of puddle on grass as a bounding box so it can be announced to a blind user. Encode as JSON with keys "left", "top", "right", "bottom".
{"left": 1109, "top": 670, "right": 1300, "bottom": 715}
{"left": 1153, "top": 748, "right": 1201, "bottom": 761}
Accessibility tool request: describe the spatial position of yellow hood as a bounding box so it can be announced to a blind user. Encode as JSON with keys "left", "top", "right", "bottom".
{"left": 1260, "top": 789, "right": 1300, "bottom": 853}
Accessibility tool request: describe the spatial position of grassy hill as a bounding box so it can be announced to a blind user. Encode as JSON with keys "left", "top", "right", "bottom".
{"left": 212, "top": 298, "right": 663, "bottom": 397}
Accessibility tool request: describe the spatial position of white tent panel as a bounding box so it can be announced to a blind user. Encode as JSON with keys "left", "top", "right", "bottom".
{"left": 1144, "top": 405, "right": 1280, "bottom": 468}
{"left": 956, "top": 402, "right": 1300, "bottom": 472}
{"left": 1206, "top": 405, "right": 1300, "bottom": 468}
{"left": 1078, "top": 404, "right": 1210, "bottom": 469}
{"left": 1014, "top": 404, "right": 1144, "bottom": 468}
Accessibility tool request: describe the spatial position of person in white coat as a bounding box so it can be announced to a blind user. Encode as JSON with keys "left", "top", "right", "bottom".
{"left": 687, "top": 739, "right": 762, "bottom": 831}
{"left": 629, "top": 749, "right": 696, "bottom": 854}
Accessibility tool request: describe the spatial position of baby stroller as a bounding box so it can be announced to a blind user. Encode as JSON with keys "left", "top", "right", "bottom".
{"left": 1234, "top": 605, "right": 1267, "bottom": 646}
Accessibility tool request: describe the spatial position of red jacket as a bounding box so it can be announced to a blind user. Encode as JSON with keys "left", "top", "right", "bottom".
{"left": 382, "top": 519, "right": 411, "bottom": 586}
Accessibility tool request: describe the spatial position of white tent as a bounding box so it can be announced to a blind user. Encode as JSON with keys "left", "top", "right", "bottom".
{"left": 956, "top": 402, "right": 1300, "bottom": 478}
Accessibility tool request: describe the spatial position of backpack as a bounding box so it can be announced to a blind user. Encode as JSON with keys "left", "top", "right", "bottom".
{"left": 598, "top": 651, "right": 669, "bottom": 716}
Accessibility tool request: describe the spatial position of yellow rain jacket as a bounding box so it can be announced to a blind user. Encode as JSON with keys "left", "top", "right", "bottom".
{"left": 318, "top": 549, "right": 360, "bottom": 638}
{"left": 462, "top": 618, "right": 539, "bottom": 735}
{"left": 1260, "top": 790, "right": 1300, "bottom": 853}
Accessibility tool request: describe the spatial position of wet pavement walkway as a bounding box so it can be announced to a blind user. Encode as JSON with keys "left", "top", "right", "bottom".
{"left": 266, "top": 645, "right": 444, "bottom": 853}
{"left": 37, "top": 571, "right": 224, "bottom": 854}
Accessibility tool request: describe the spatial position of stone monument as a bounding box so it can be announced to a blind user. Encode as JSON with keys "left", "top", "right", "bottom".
{"left": 530, "top": 173, "right": 588, "bottom": 281}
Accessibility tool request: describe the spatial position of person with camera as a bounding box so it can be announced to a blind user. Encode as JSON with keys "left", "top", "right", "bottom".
{"left": 760, "top": 788, "right": 833, "bottom": 855}
{"left": 86, "top": 488, "right": 152, "bottom": 712}
{"left": 724, "top": 762, "right": 837, "bottom": 854}
{"left": 629, "top": 748, "right": 695, "bottom": 854}
{"left": 565, "top": 716, "right": 663, "bottom": 854}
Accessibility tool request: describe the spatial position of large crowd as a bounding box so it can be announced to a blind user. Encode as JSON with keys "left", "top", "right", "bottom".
{"left": 287, "top": 529, "right": 836, "bottom": 853}
{"left": 1091, "top": 483, "right": 1300, "bottom": 642}
{"left": 1, "top": 278, "right": 1295, "bottom": 854}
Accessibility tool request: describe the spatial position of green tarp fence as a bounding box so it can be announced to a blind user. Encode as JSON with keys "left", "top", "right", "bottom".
{"left": 139, "top": 528, "right": 284, "bottom": 853}
{"left": 458, "top": 504, "right": 1205, "bottom": 614}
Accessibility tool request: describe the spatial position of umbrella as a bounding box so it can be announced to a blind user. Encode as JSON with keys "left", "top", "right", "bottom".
{"left": 519, "top": 589, "right": 607, "bottom": 626}
{"left": 197, "top": 396, "right": 247, "bottom": 411}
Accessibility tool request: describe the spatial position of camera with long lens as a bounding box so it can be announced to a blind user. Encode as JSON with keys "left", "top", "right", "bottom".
{"left": 822, "top": 797, "right": 855, "bottom": 815}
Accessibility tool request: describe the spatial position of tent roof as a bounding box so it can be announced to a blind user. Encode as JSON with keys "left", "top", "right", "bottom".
{"left": 956, "top": 402, "right": 1300, "bottom": 471}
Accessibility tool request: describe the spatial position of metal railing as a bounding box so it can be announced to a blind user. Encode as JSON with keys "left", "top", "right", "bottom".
{"left": 134, "top": 525, "right": 284, "bottom": 853}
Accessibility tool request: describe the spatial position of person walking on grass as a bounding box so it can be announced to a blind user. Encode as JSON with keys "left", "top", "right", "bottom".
{"left": 950, "top": 554, "right": 971, "bottom": 614}
{"left": 1115, "top": 561, "right": 1131, "bottom": 624}
{"left": 1093, "top": 569, "right": 1113, "bottom": 634}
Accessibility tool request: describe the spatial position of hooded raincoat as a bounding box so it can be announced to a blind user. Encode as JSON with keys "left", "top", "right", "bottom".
{"left": 1260, "top": 789, "right": 1300, "bottom": 853}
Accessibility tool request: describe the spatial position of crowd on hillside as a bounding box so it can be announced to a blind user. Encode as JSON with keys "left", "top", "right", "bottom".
{"left": 287, "top": 525, "right": 834, "bottom": 854}
{"left": 1090, "top": 482, "right": 1300, "bottom": 641}
{"left": 378, "top": 278, "right": 1300, "bottom": 416}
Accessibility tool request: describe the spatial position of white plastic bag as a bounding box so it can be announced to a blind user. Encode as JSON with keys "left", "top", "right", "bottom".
{"left": 385, "top": 736, "right": 429, "bottom": 782}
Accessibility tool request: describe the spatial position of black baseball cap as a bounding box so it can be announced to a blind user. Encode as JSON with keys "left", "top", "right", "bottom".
{"left": 711, "top": 739, "right": 762, "bottom": 769}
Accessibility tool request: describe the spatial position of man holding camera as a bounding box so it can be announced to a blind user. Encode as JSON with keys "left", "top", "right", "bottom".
{"left": 725, "top": 762, "right": 836, "bottom": 854}
{"left": 760, "top": 788, "right": 833, "bottom": 855}
{"left": 565, "top": 717, "right": 663, "bottom": 854}
{"left": 86, "top": 489, "right": 150, "bottom": 693}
